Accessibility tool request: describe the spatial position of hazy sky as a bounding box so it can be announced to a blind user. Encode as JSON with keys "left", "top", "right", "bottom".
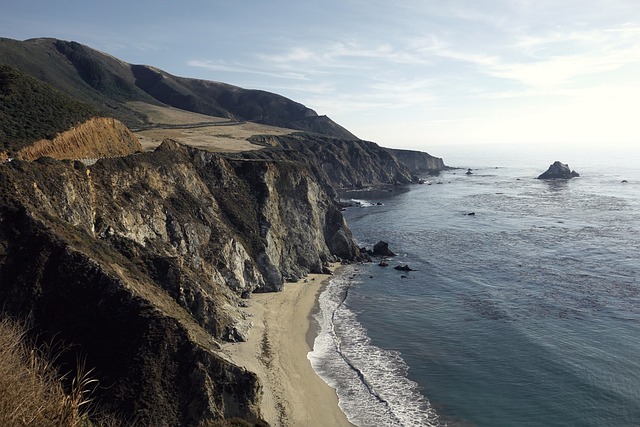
{"left": 2, "top": 0, "right": 640, "bottom": 151}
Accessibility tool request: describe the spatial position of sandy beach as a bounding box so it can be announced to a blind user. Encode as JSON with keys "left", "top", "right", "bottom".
{"left": 223, "top": 266, "right": 353, "bottom": 427}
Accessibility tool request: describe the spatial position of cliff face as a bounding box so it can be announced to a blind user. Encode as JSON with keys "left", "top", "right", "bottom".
{"left": 16, "top": 117, "right": 142, "bottom": 161}
{"left": 0, "top": 140, "right": 359, "bottom": 426}
{"left": 247, "top": 133, "right": 446, "bottom": 190}
{"left": 388, "top": 147, "right": 446, "bottom": 174}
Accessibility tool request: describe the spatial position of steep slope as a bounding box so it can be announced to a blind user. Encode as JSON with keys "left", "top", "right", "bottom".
{"left": 0, "top": 140, "right": 360, "bottom": 425}
{"left": 0, "top": 38, "right": 150, "bottom": 127}
{"left": 0, "top": 64, "right": 99, "bottom": 154}
{"left": 0, "top": 37, "right": 356, "bottom": 138}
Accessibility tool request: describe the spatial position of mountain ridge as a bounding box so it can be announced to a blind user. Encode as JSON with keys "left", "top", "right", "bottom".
{"left": 0, "top": 37, "right": 356, "bottom": 139}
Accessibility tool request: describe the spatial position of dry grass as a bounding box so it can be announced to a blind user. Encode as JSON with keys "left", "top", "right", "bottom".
{"left": 0, "top": 316, "right": 254, "bottom": 427}
{"left": 125, "top": 101, "right": 230, "bottom": 126}
{"left": 198, "top": 418, "right": 270, "bottom": 427}
{"left": 0, "top": 316, "right": 99, "bottom": 427}
{"left": 126, "top": 101, "right": 295, "bottom": 153}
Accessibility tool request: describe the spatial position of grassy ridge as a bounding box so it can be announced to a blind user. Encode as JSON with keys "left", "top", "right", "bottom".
{"left": 0, "top": 65, "right": 98, "bottom": 154}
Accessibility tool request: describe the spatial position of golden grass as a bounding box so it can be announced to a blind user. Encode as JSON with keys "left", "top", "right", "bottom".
{"left": 198, "top": 418, "right": 270, "bottom": 427}
{"left": 0, "top": 316, "right": 259, "bottom": 426}
{"left": 126, "top": 101, "right": 295, "bottom": 153}
{"left": 0, "top": 316, "right": 98, "bottom": 427}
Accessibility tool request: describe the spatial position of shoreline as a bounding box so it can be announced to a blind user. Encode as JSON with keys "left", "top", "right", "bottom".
{"left": 222, "top": 264, "right": 354, "bottom": 427}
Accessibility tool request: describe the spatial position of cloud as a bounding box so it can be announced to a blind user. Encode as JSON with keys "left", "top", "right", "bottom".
{"left": 486, "top": 25, "right": 640, "bottom": 89}
{"left": 187, "top": 59, "right": 309, "bottom": 81}
{"left": 487, "top": 52, "right": 629, "bottom": 88}
{"left": 189, "top": 3, "right": 640, "bottom": 145}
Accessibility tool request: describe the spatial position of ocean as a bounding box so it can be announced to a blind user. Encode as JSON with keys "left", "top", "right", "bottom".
{"left": 308, "top": 143, "right": 640, "bottom": 427}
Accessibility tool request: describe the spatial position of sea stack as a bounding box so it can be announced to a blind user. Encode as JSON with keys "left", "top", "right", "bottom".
{"left": 537, "top": 161, "right": 580, "bottom": 179}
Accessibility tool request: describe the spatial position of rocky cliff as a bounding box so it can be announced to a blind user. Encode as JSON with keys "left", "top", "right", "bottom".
{"left": 388, "top": 147, "right": 446, "bottom": 175}
{"left": 16, "top": 117, "right": 142, "bottom": 161}
{"left": 0, "top": 139, "right": 360, "bottom": 426}
{"left": 246, "top": 133, "right": 446, "bottom": 191}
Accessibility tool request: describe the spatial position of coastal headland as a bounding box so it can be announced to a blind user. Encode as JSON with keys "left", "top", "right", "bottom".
{"left": 0, "top": 37, "right": 445, "bottom": 426}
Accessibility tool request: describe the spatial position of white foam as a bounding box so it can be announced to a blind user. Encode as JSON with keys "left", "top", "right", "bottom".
{"left": 308, "top": 266, "right": 442, "bottom": 427}
{"left": 350, "top": 198, "right": 380, "bottom": 207}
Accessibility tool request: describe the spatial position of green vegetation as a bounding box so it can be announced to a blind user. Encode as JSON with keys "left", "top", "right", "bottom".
{"left": 0, "top": 65, "right": 98, "bottom": 154}
{"left": 54, "top": 41, "right": 140, "bottom": 100}
{"left": 1, "top": 37, "right": 355, "bottom": 139}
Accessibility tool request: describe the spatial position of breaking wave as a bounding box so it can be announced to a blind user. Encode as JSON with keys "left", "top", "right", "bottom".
{"left": 308, "top": 265, "right": 443, "bottom": 427}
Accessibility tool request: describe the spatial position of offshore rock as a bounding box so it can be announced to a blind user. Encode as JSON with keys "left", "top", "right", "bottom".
{"left": 0, "top": 139, "right": 360, "bottom": 425}
{"left": 373, "top": 241, "right": 396, "bottom": 257}
{"left": 537, "top": 161, "right": 580, "bottom": 179}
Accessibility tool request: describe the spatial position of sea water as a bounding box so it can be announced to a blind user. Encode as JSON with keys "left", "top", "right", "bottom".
{"left": 308, "top": 143, "right": 640, "bottom": 427}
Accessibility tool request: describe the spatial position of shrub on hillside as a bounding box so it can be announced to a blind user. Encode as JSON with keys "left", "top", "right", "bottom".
{"left": 0, "top": 65, "right": 98, "bottom": 154}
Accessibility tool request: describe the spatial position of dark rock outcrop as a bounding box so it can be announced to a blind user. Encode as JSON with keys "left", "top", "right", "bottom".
{"left": 537, "top": 161, "right": 580, "bottom": 179}
{"left": 0, "top": 140, "right": 361, "bottom": 425}
{"left": 394, "top": 264, "right": 415, "bottom": 271}
{"left": 372, "top": 241, "right": 396, "bottom": 257}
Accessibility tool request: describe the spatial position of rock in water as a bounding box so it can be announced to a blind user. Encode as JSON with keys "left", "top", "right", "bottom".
{"left": 537, "top": 161, "right": 580, "bottom": 179}
{"left": 373, "top": 241, "right": 396, "bottom": 257}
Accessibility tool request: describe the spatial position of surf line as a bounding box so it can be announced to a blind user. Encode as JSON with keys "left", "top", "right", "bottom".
{"left": 328, "top": 274, "right": 404, "bottom": 425}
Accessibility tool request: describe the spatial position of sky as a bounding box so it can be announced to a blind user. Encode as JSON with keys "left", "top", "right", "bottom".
{"left": 2, "top": 0, "right": 640, "bottom": 153}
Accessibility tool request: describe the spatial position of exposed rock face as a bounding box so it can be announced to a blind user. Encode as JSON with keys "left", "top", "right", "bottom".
{"left": 0, "top": 140, "right": 360, "bottom": 425}
{"left": 537, "top": 161, "right": 580, "bottom": 179}
{"left": 387, "top": 148, "right": 446, "bottom": 175}
{"left": 16, "top": 117, "right": 142, "bottom": 161}
{"left": 247, "top": 133, "right": 446, "bottom": 190}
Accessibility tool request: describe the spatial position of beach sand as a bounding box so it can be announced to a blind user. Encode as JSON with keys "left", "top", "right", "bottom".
{"left": 223, "top": 266, "right": 353, "bottom": 427}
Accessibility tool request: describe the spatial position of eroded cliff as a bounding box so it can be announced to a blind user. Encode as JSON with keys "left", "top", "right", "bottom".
{"left": 388, "top": 147, "right": 446, "bottom": 175}
{"left": 247, "top": 133, "right": 446, "bottom": 190}
{"left": 0, "top": 139, "right": 359, "bottom": 426}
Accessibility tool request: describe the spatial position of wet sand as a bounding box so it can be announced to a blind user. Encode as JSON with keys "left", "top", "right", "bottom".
{"left": 223, "top": 266, "right": 353, "bottom": 427}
